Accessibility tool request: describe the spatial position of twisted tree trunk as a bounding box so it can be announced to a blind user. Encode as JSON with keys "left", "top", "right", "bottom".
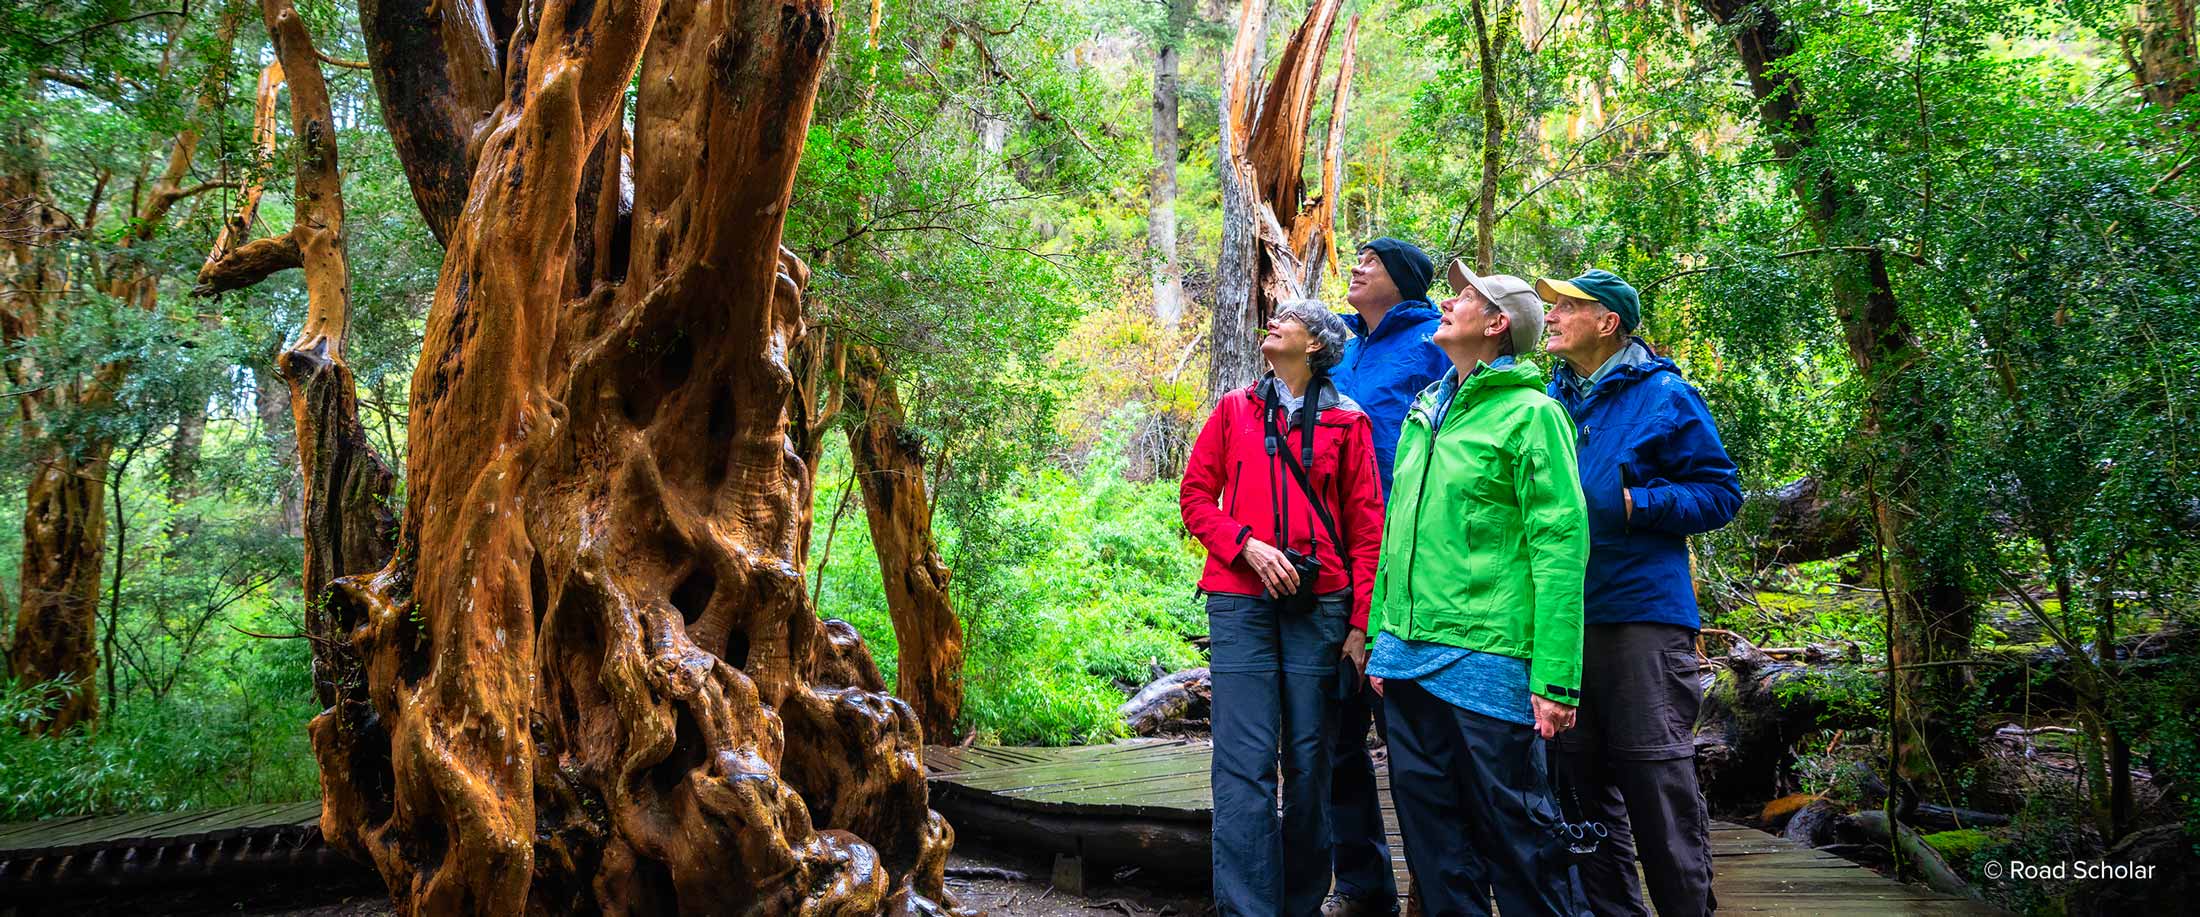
{"left": 1207, "top": 0, "right": 1359, "bottom": 401}
{"left": 1699, "top": 0, "right": 1978, "bottom": 784}
{"left": 308, "top": 0, "right": 960, "bottom": 910}
{"left": 845, "top": 345, "right": 964, "bottom": 742}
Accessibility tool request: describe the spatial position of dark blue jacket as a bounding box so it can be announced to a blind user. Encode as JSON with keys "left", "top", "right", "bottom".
{"left": 1549, "top": 341, "right": 1742, "bottom": 629}
{"left": 1332, "top": 303, "right": 1448, "bottom": 496}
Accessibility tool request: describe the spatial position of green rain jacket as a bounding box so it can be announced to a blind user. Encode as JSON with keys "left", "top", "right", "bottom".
{"left": 1365, "top": 359, "right": 1591, "bottom": 704}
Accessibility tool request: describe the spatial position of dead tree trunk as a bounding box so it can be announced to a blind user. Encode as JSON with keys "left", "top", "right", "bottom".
{"left": 1150, "top": 0, "right": 1189, "bottom": 326}
{"left": 1699, "top": 0, "right": 1978, "bottom": 786}
{"left": 1207, "top": 0, "right": 1359, "bottom": 402}
{"left": 316, "top": 0, "right": 960, "bottom": 911}
{"left": 844, "top": 346, "right": 965, "bottom": 742}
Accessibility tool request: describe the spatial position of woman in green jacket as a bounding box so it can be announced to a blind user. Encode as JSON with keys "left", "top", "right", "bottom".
{"left": 1360, "top": 262, "right": 1590, "bottom": 917}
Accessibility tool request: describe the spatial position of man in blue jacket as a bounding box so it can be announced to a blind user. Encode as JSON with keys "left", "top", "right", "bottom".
{"left": 1540, "top": 269, "right": 1741, "bottom": 917}
{"left": 1322, "top": 238, "right": 1447, "bottom": 917}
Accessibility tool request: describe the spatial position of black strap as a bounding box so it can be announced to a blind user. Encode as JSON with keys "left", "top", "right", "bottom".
{"left": 1278, "top": 429, "right": 1350, "bottom": 594}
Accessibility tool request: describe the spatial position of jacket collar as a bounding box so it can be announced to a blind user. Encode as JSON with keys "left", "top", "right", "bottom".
{"left": 1248, "top": 373, "right": 1351, "bottom": 413}
{"left": 1409, "top": 358, "right": 1545, "bottom": 427}
{"left": 1343, "top": 301, "right": 1439, "bottom": 342}
{"left": 1553, "top": 336, "right": 1672, "bottom": 403}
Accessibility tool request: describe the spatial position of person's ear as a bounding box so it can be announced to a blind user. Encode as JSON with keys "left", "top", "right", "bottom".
{"left": 1487, "top": 312, "right": 1511, "bottom": 341}
{"left": 1598, "top": 309, "right": 1622, "bottom": 338}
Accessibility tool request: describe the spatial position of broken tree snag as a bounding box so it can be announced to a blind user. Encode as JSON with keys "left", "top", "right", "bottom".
{"left": 1207, "top": 0, "right": 1352, "bottom": 401}
{"left": 845, "top": 344, "right": 966, "bottom": 742}
{"left": 1306, "top": 15, "right": 1358, "bottom": 290}
{"left": 322, "top": 0, "right": 965, "bottom": 912}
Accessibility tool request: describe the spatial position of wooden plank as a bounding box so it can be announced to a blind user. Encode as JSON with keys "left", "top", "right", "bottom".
{"left": 0, "top": 814, "right": 100, "bottom": 850}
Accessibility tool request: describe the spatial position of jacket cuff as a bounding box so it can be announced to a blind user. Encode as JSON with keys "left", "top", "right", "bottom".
{"left": 1210, "top": 525, "right": 1252, "bottom": 566}
{"left": 1629, "top": 485, "right": 1662, "bottom": 529}
{"left": 1530, "top": 658, "right": 1581, "bottom": 704}
{"left": 1533, "top": 681, "right": 1581, "bottom": 705}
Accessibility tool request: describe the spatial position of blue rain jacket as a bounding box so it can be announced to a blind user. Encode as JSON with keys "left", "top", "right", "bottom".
{"left": 1332, "top": 303, "right": 1449, "bottom": 496}
{"left": 1549, "top": 341, "right": 1743, "bottom": 629}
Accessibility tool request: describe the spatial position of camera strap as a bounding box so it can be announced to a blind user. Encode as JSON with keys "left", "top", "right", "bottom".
{"left": 1277, "top": 397, "right": 1348, "bottom": 595}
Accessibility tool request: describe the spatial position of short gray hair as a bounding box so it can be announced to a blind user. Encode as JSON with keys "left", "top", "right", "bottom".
{"left": 1273, "top": 299, "right": 1350, "bottom": 375}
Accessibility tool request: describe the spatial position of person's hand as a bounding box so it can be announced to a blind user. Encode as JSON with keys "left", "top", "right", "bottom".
{"left": 1240, "top": 538, "right": 1300, "bottom": 598}
{"left": 1369, "top": 676, "right": 1385, "bottom": 698}
{"left": 1623, "top": 487, "right": 1633, "bottom": 521}
{"left": 1341, "top": 627, "right": 1368, "bottom": 674}
{"left": 1532, "top": 695, "right": 1577, "bottom": 740}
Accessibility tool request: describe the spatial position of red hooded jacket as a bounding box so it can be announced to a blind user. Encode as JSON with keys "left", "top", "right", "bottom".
{"left": 1180, "top": 376, "right": 1387, "bottom": 629}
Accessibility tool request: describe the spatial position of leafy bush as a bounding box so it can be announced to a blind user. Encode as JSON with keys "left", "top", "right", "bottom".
{"left": 0, "top": 631, "right": 319, "bottom": 821}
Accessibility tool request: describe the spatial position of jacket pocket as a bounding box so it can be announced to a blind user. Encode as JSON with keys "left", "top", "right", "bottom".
{"left": 1226, "top": 460, "right": 1242, "bottom": 517}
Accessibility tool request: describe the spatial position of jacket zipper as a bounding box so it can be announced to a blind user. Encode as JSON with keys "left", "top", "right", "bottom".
{"left": 1226, "top": 460, "right": 1242, "bottom": 517}
{"left": 1402, "top": 383, "right": 1473, "bottom": 634}
{"left": 1401, "top": 402, "right": 1437, "bottom": 634}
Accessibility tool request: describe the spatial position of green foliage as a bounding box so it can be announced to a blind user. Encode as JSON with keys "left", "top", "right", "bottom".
{"left": 814, "top": 423, "right": 1205, "bottom": 746}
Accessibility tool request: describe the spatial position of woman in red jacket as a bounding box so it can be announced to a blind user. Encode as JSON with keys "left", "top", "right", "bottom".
{"left": 1181, "top": 299, "right": 1387, "bottom": 917}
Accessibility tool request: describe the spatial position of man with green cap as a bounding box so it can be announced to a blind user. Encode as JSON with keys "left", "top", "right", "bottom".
{"left": 1538, "top": 269, "right": 1742, "bottom": 917}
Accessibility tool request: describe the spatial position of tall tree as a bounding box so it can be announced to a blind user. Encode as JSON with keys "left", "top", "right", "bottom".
{"left": 844, "top": 345, "right": 964, "bottom": 742}
{"left": 1151, "top": 0, "right": 1191, "bottom": 326}
{"left": 3, "top": 4, "right": 248, "bottom": 734}
{"left": 1207, "top": 0, "right": 1359, "bottom": 401}
{"left": 193, "top": 0, "right": 401, "bottom": 836}
{"left": 2126, "top": 0, "right": 2198, "bottom": 115}
{"left": 1698, "top": 0, "right": 1978, "bottom": 783}
{"left": 318, "top": 0, "right": 961, "bottom": 910}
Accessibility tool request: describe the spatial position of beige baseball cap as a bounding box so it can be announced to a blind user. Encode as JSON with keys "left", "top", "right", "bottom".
{"left": 1449, "top": 260, "right": 1547, "bottom": 357}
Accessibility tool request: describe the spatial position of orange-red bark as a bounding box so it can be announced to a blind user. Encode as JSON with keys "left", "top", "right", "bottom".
{"left": 308, "top": 0, "right": 963, "bottom": 911}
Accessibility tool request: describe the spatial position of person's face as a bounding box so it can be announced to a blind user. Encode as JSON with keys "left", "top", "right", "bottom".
{"left": 1260, "top": 314, "right": 1321, "bottom": 369}
{"left": 1435, "top": 285, "right": 1501, "bottom": 352}
{"left": 1346, "top": 250, "right": 1400, "bottom": 311}
{"left": 1543, "top": 295, "right": 1619, "bottom": 359}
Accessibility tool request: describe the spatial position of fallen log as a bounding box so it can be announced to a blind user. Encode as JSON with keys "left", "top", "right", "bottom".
{"left": 1750, "top": 476, "right": 1865, "bottom": 568}
{"left": 1846, "top": 810, "right": 1984, "bottom": 902}
{"left": 1693, "top": 630, "right": 1881, "bottom": 810}
{"left": 1120, "top": 667, "right": 1211, "bottom": 736}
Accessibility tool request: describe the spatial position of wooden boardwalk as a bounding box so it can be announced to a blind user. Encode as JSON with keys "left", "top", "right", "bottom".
{"left": 0, "top": 799, "right": 339, "bottom": 893}
{"left": 926, "top": 739, "right": 2006, "bottom": 915}
{"left": 1, "top": 741, "right": 2003, "bottom": 913}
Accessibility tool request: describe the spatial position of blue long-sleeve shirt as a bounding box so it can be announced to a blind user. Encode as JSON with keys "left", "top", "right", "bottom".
{"left": 1331, "top": 302, "right": 1449, "bottom": 496}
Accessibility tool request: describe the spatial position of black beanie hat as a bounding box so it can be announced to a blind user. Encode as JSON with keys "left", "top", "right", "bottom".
{"left": 1357, "top": 237, "right": 1434, "bottom": 305}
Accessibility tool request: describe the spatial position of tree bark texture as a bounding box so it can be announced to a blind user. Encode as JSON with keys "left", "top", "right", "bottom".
{"left": 2127, "top": 0, "right": 2198, "bottom": 115}
{"left": 3, "top": 8, "right": 246, "bottom": 733}
{"left": 844, "top": 346, "right": 965, "bottom": 743}
{"left": 1150, "top": 0, "right": 1188, "bottom": 327}
{"left": 315, "top": 0, "right": 961, "bottom": 911}
{"left": 1469, "top": 0, "right": 1503, "bottom": 273}
{"left": 1699, "top": 0, "right": 1978, "bottom": 785}
{"left": 1207, "top": 0, "right": 1359, "bottom": 402}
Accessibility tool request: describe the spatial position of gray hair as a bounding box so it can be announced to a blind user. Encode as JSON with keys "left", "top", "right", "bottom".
{"left": 1273, "top": 299, "right": 1350, "bottom": 375}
